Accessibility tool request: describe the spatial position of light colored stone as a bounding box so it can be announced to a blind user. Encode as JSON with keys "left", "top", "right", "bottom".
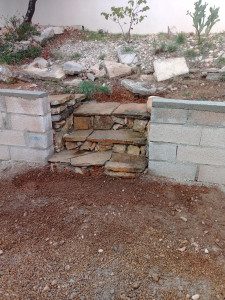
{"left": 127, "top": 145, "right": 140, "bottom": 156}
{"left": 104, "top": 60, "right": 132, "bottom": 79}
{"left": 113, "top": 124, "right": 123, "bottom": 130}
{"left": 48, "top": 149, "right": 80, "bottom": 163}
{"left": 41, "top": 27, "right": 55, "bottom": 39}
{"left": 198, "top": 165, "right": 225, "bottom": 185}
{"left": 63, "top": 78, "right": 82, "bottom": 87}
{"left": 140, "top": 146, "right": 146, "bottom": 156}
{"left": 71, "top": 151, "right": 112, "bottom": 167}
{"left": 105, "top": 170, "right": 136, "bottom": 179}
{"left": 151, "top": 107, "right": 188, "bottom": 124}
{"left": 74, "top": 101, "right": 120, "bottom": 116}
{"left": 0, "top": 145, "right": 10, "bottom": 160}
{"left": 10, "top": 146, "right": 54, "bottom": 162}
{"left": 117, "top": 46, "right": 138, "bottom": 65}
{"left": 29, "top": 57, "right": 48, "bottom": 69}
{"left": 0, "top": 130, "right": 26, "bottom": 146}
{"left": 63, "top": 61, "right": 85, "bottom": 75}
{"left": 94, "top": 116, "right": 113, "bottom": 130}
{"left": 87, "top": 73, "right": 95, "bottom": 81}
{"left": 64, "top": 129, "right": 93, "bottom": 142}
{"left": 113, "top": 103, "right": 149, "bottom": 118}
{"left": 50, "top": 94, "right": 74, "bottom": 106}
{"left": 125, "top": 118, "right": 134, "bottom": 128}
{"left": 10, "top": 114, "right": 52, "bottom": 133}
{"left": 113, "top": 144, "right": 126, "bottom": 153}
{"left": 149, "top": 142, "right": 177, "bottom": 161}
{"left": 26, "top": 64, "right": 65, "bottom": 81}
{"left": 133, "top": 119, "right": 148, "bottom": 132}
{"left": 26, "top": 131, "right": 53, "bottom": 149}
{"left": 80, "top": 141, "right": 93, "bottom": 151}
{"left": 188, "top": 110, "right": 225, "bottom": 127}
{"left": 121, "top": 79, "right": 156, "bottom": 96}
{"left": 51, "top": 105, "right": 67, "bottom": 115}
{"left": 153, "top": 57, "right": 189, "bottom": 82}
{"left": 0, "top": 66, "right": 14, "bottom": 83}
{"left": 65, "top": 142, "right": 79, "bottom": 150}
{"left": 74, "top": 116, "right": 92, "bottom": 130}
{"left": 96, "top": 143, "right": 113, "bottom": 151}
{"left": 112, "top": 116, "right": 125, "bottom": 125}
{"left": 51, "top": 26, "right": 64, "bottom": 35}
{"left": 201, "top": 127, "right": 225, "bottom": 148}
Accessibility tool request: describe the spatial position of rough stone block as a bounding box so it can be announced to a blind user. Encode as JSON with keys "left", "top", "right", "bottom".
{"left": 26, "top": 131, "right": 53, "bottom": 149}
{"left": 113, "top": 103, "right": 149, "bottom": 119}
{"left": 71, "top": 151, "right": 112, "bottom": 167}
{"left": 10, "top": 114, "right": 52, "bottom": 132}
{"left": 0, "top": 112, "right": 3, "bottom": 128}
{"left": 198, "top": 165, "right": 225, "bottom": 185}
{"left": 74, "top": 102, "right": 120, "bottom": 116}
{"left": 151, "top": 108, "right": 188, "bottom": 124}
{"left": 133, "top": 119, "right": 148, "bottom": 132}
{"left": 201, "top": 127, "right": 225, "bottom": 148}
{"left": 150, "top": 124, "right": 202, "bottom": 145}
{"left": 51, "top": 104, "right": 67, "bottom": 115}
{"left": 0, "top": 130, "right": 26, "bottom": 146}
{"left": 188, "top": 110, "right": 225, "bottom": 127}
{"left": 54, "top": 131, "right": 64, "bottom": 152}
{"left": 80, "top": 141, "right": 93, "bottom": 151}
{"left": 177, "top": 145, "right": 225, "bottom": 166}
{"left": 5, "top": 96, "right": 50, "bottom": 115}
{"left": 0, "top": 145, "right": 10, "bottom": 160}
{"left": 94, "top": 116, "right": 114, "bottom": 130}
{"left": 96, "top": 143, "right": 113, "bottom": 151}
{"left": 65, "top": 142, "right": 79, "bottom": 150}
{"left": 0, "top": 96, "right": 6, "bottom": 112}
{"left": 127, "top": 145, "right": 140, "bottom": 156}
{"left": 113, "top": 144, "right": 126, "bottom": 153}
{"left": 10, "top": 146, "right": 54, "bottom": 162}
{"left": 74, "top": 116, "right": 92, "bottom": 130}
{"left": 148, "top": 161, "right": 197, "bottom": 181}
{"left": 149, "top": 142, "right": 177, "bottom": 161}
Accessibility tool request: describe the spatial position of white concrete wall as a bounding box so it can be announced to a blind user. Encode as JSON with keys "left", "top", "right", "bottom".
{"left": 0, "top": 0, "right": 225, "bottom": 34}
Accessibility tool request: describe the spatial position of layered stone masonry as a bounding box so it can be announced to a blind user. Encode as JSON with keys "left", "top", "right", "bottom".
{"left": 149, "top": 98, "right": 225, "bottom": 185}
{"left": 0, "top": 89, "right": 53, "bottom": 162}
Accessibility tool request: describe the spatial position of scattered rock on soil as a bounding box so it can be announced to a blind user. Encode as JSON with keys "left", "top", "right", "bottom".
{"left": 117, "top": 46, "right": 138, "bottom": 65}
{"left": 121, "top": 79, "right": 157, "bottom": 96}
{"left": 62, "top": 61, "right": 85, "bottom": 75}
{"left": 104, "top": 61, "right": 132, "bottom": 79}
{"left": 0, "top": 65, "right": 14, "bottom": 83}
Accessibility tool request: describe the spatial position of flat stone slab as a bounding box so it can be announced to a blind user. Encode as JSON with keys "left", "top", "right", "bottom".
{"left": 105, "top": 170, "right": 136, "bottom": 179}
{"left": 153, "top": 57, "right": 189, "bottom": 82}
{"left": 113, "top": 103, "right": 149, "bottom": 119}
{"left": 71, "top": 151, "right": 112, "bottom": 167}
{"left": 64, "top": 129, "right": 93, "bottom": 142}
{"left": 48, "top": 149, "right": 80, "bottom": 163}
{"left": 105, "top": 153, "right": 147, "bottom": 173}
{"left": 104, "top": 60, "right": 132, "bottom": 79}
{"left": 49, "top": 94, "right": 74, "bottom": 106}
{"left": 74, "top": 101, "right": 120, "bottom": 116}
{"left": 87, "top": 129, "right": 146, "bottom": 145}
{"left": 121, "top": 79, "right": 157, "bottom": 96}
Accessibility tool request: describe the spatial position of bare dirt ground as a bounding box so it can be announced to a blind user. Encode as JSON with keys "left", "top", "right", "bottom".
{"left": 0, "top": 164, "right": 224, "bottom": 300}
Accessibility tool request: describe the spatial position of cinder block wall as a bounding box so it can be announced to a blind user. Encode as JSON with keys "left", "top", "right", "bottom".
{"left": 0, "top": 89, "right": 53, "bottom": 163}
{"left": 149, "top": 98, "right": 225, "bottom": 185}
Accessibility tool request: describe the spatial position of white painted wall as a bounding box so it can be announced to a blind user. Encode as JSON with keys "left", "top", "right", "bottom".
{"left": 1, "top": 0, "right": 225, "bottom": 34}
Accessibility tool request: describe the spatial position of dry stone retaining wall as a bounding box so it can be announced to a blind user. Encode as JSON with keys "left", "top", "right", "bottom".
{"left": 0, "top": 89, "right": 53, "bottom": 162}
{"left": 149, "top": 98, "right": 225, "bottom": 185}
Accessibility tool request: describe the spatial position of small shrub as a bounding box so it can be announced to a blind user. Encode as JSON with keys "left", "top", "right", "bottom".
{"left": 124, "top": 46, "right": 134, "bottom": 52}
{"left": 71, "top": 52, "right": 82, "bottom": 60}
{"left": 176, "top": 33, "right": 186, "bottom": 44}
{"left": 78, "top": 81, "right": 110, "bottom": 97}
{"left": 98, "top": 54, "right": 106, "bottom": 60}
{"left": 183, "top": 92, "right": 191, "bottom": 98}
{"left": 185, "top": 49, "right": 198, "bottom": 57}
{"left": 217, "top": 57, "right": 225, "bottom": 66}
{"left": 153, "top": 39, "right": 167, "bottom": 54}
{"left": 167, "top": 43, "right": 178, "bottom": 52}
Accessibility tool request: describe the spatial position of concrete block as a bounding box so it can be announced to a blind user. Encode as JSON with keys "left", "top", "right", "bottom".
{"left": 149, "top": 142, "right": 177, "bottom": 161}
{"left": 201, "top": 127, "right": 225, "bottom": 148}
{"left": 10, "top": 114, "right": 52, "bottom": 133}
{"left": 188, "top": 110, "right": 225, "bottom": 127}
{"left": 151, "top": 108, "right": 187, "bottom": 124}
{"left": 0, "top": 145, "right": 10, "bottom": 160}
{"left": 148, "top": 160, "right": 197, "bottom": 181}
{"left": 0, "top": 113, "right": 3, "bottom": 128}
{"left": 150, "top": 124, "right": 202, "bottom": 145}
{"left": 198, "top": 165, "right": 225, "bottom": 185}
{"left": 10, "top": 146, "right": 54, "bottom": 162}
{"left": 0, "top": 112, "right": 9, "bottom": 129}
{"left": 0, "top": 96, "right": 6, "bottom": 112}
{"left": 5, "top": 96, "right": 50, "bottom": 115}
{"left": 0, "top": 89, "right": 48, "bottom": 99}
{"left": 177, "top": 145, "right": 225, "bottom": 166}
{"left": 152, "top": 98, "right": 225, "bottom": 113}
{"left": 0, "top": 130, "right": 26, "bottom": 146}
{"left": 26, "top": 130, "right": 53, "bottom": 149}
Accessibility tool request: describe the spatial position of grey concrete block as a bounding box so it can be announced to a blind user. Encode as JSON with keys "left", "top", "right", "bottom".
{"left": 177, "top": 145, "right": 225, "bottom": 166}
{"left": 152, "top": 98, "right": 225, "bottom": 113}
{"left": 148, "top": 160, "right": 197, "bottom": 181}
{"left": 188, "top": 110, "right": 225, "bottom": 127}
{"left": 0, "top": 130, "right": 26, "bottom": 146}
{"left": 10, "top": 145, "right": 54, "bottom": 162}
{"left": 26, "top": 130, "right": 53, "bottom": 149}
{"left": 198, "top": 165, "right": 225, "bottom": 185}
{"left": 149, "top": 142, "right": 177, "bottom": 161}
{"left": 0, "top": 112, "right": 9, "bottom": 129}
{"left": 0, "top": 96, "right": 6, "bottom": 112}
{"left": 0, "top": 89, "right": 48, "bottom": 99}
{"left": 201, "top": 127, "right": 225, "bottom": 148}
{"left": 0, "top": 113, "right": 3, "bottom": 128}
{"left": 10, "top": 113, "right": 52, "bottom": 133}
{"left": 0, "top": 145, "right": 10, "bottom": 160}
{"left": 151, "top": 107, "right": 188, "bottom": 124}
{"left": 5, "top": 96, "right": 50, "bottom": 115}
{"left": 150, "top": 124, "right": 202, "bottom": 145}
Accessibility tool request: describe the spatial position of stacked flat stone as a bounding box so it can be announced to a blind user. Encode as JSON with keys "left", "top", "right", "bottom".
{"left": 50, "top": 94, "right": 86, "bottom": 152}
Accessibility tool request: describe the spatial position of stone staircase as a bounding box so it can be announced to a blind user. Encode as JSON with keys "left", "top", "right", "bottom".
{"left": 49, "top": 101, "right": 150, "bottom": 178}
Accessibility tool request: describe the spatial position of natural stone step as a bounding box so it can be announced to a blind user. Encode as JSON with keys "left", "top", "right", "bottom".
{"left": 74, "top": 101, "right": 120, "bottom": 116}
{"left": 105, "top": 153, "right": 147, "bottom": 173}
{"left": 71, "top": 151, "right": 112, "bottom": 167}
{"left": 50, "top": 94, "right": 86, "bottom": 106}
{"left": 87, "top": 130, "right": 146, "bottom": 145}
{"left": 48, "top": 149, "right": 88, "bottom": 163}
{"left": 113, "top": 103, "right": 149, "bottom": 119}
{"left": 105, "top": 170, "right": 136, "bottom": 179}
{"left": 64, "top": 129, "right": 93, "bottom": 142}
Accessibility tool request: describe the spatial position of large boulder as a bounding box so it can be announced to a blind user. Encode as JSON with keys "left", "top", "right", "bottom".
{"left": 117, "top": 46, "right": 138, "bottom": 65}
{"left": 0, "top": 66, "right": 14, "bottom": 83}
{"left": 25, "top": 63, "right": 65, "bottom": 81}
{"left": 29, "top": 57, "right": 49, "bottom": 69}
{"left": 121, "top": 79, "right": 157, "bottom": 96}
{"left": 104, "top": 60, "right": 132, "bottom": 79}
{"left": 153, "top": 57, "right": 189, "bottom": 82}
{"left": 62, "top": 61, "right": 85, "bottom": 75}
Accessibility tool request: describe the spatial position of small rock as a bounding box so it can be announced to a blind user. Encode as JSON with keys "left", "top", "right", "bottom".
{"left": 43, "top": 285, "right": 50, "bottom": 292}
{"left": 180, "top": 216, "right": 188, "bottom": 222}
{"left": 98, "top": 249, "right": 104, "bottom": 253}
{"left": 65, "top": 265, "right": 71, "bottom": 271}
{"left": 191, "top": 294, "right": 200, "bottom": 300}
{"left": 132, "top": 281, "right": 141, "bottom": 289}
{"left": 63, "top": 61, "right": 85, "bottom": 75}
{"left": 87, "top": 73, "right": 95, "bottom": 81}
{"left": 51, "top": 279, "right": 58, "bottom": 286}
{"left": 0, "top": 250, "right": 3, "bottom": 255}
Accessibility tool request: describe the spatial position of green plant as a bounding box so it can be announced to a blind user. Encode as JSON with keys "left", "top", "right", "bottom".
{"left": 187, "top": 0, "right": 220, "bottom": 44}
{"left": 167, "top": 42, "right": 178, "bottom": 52}
{"left": 78, "top": 81, "right": 110, "bottom": 97}
{"left": 217, "top": 57, "right": 225, "bottom": 66}
{"left": 4, "top": 15, "right": 40, "bottom": 42}
{"left": 153, "top": 39, "right": 167, "bottom": 54}
{"left": 220, "top": 72, "right": 225, "bottom": 81}
{"left": 183, "top": 92, "right": 191, "bottom": 98}
{"left": 185, "top": 48, "right": 198, "bottom": 57}
{"left": 98, "top": 54, "right": 106, "bottom": 60}
{"left": 176, "top": 33, "right": 186, "bottom": 44}
{"left": 101, "top": 0, "right": 150, "bottom": 42}
{"left": 62, "top": 87, "right": 76, "bottom": 94}
{"left": 124, "top": 46, "right": 134, "bottom": 52}
{"left": 71, "top": 52, "right": 82, "bottom": 60}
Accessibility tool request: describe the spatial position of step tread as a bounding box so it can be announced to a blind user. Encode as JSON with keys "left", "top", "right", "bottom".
{"left": 113, "top": 103, "right": 149, "bottom": 119}
{"left": 74, "top": 101, "right": 120, "bottom": 116}
{"left": 105, "top": 153, "right": 147, "bottom": 173}
{"left": 48, "top": 149, "right": 93, "bottom": 163}
{"left": 71, "top": 150, "right": 112, "bottom": 167}
{"left": 87, "top": 129, "right": 146, "bottom": 145}
{"left": 50, "top": 94, "right": 86, "bottom": 106}
{"left": 64, "top": 129, "right": 93, "bottom": 142}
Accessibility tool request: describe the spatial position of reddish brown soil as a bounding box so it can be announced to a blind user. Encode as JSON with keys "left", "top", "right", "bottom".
{"left": 0, "top": 166, "right": 224, "bottom": 299}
